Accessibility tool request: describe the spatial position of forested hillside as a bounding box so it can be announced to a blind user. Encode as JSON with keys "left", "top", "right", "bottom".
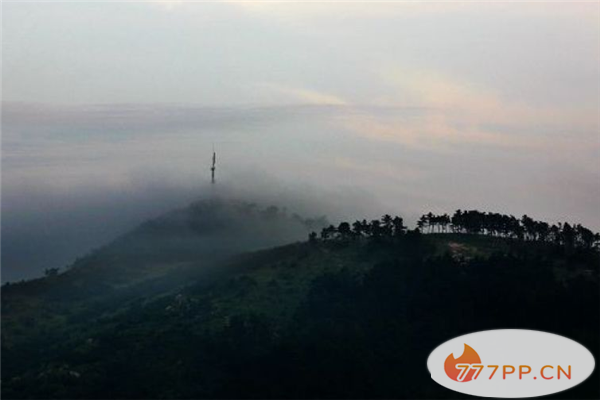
{"left": 2, "top": 205, "right": 598, "bottom": 398}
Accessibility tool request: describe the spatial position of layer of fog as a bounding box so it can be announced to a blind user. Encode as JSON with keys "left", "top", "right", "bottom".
{"left": 3, "top": 102, "right": 599, "bottom": 282}
{"left": 2, "top": 174, "right": 380, "bottom": 283}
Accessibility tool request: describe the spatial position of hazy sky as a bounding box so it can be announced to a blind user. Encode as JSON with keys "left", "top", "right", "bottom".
{"left": 2, "top": 1, "right": 599, "bottom": 281}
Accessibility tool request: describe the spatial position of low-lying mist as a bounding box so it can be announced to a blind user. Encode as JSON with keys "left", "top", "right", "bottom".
{"left": 4, "top": 102, "right": 598, "bottom": 283}
{"left": 1, "top": 174, "right": 379, "bottom": 283}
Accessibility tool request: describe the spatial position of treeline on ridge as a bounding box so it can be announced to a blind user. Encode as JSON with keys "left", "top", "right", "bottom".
{"left": 311, "top": 209, "right": 600, "bottom": 251}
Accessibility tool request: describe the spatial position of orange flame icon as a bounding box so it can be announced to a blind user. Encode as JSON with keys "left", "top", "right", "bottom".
{"left": 444, "top": 344, "right": 482, "bottom": 382}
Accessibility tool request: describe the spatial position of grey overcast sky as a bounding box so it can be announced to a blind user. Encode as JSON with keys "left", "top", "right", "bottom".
{"left": 2, "top": 1, "right": 600, "bottom": 280}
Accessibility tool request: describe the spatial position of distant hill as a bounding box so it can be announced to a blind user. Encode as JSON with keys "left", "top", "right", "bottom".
{"left": 2, "top": 205, "right": 599, "bottom": 399}
{"left": 2, "top": 198, "right": 326, "bottom": 299}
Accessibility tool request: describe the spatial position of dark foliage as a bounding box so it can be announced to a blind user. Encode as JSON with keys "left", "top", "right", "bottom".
{"left": 314, "top": 210, "right": 600, "bottom": 252}
{"left": 2, "top": 209, "right": 599, "bottom": 399}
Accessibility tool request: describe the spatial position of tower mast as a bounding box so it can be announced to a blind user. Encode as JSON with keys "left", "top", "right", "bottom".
{"left": 211, "top": 146, "right": 216, "bottom": 184}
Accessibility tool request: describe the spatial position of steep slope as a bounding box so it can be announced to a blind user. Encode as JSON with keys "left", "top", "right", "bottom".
{"left": 3, "top": 231, "right": 598, "bottom": 399}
